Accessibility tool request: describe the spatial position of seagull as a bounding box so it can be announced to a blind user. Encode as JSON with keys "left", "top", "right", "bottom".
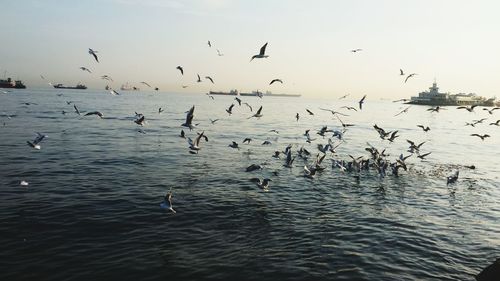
{"left": 262, "top": 140, "right": 272, "bottom": 145}
{"left": 229, "top": 141, "right": 239, "bottom": 150}
{"left": 243, "top": 102, "right": 252, "bottom": 112}
{"left": 140, "top": 81, "right": 151, "bottom": 87}
{"left": 187, "top": 131, "right": 205, "bottom": 152}
{"left": 404, "top": 73, "right": 417, "bottom": 83}
{"left": 270, "top": 79, "right": 283, "bottom": 85}
{"left": 205, "top": 76, "right": 215, "bottom": 84}
{"left": 226, "top": 104, "right": 235, "bottom": 115}
{"left": 489, "top": 120, "right": 500, "bottom": 126}
{"left": 417, "top": 152, "right": 432, "bottom": 160}
{"left": 160, "top": 188, "right": 176, "bottom": 213}
{"left": 283, "top": 150, "right": 295, "bottom": 168}
{"left": 246, "top": 164, "right": 262, "bottom": 172}
{"left": 243, "top": 138, "right": 252, "bottom": 144}
{"left": 74, "top": 104, "right": 81, "bottom": 115}
{"left": 483, "top": 107, "right": 500, "bottom": 115}
{"left": 234, "top": 97, "right": 242, "bottom": 106}
{"left": 109, "top": 89, "right": 120, "bottom": 96}
{"left": 207, "top": 40, "right": 211, "bottom": 47}
{"left": 27, "top": 132, "right": 47, "bottom": 150}
{"left": 134, "top": 115, "right": 145, "bottom": 126}
{"left": 101, "top": 75, "right": 113, "bottom": 82}
{"left": 319, "top": 108, "right": 349, "bottom": 116}
{"left": 457, "top": 105, "right": 478, "bottom": 112}
{"left": 351, "top": 48, "right": 363, "bottom": 52}
{"left": 394, "top": 106, "right": 411, "bottom": 117}
{"left": 216, "top": 49, "right": 224, "bottom": 56}
{"left": 179, "top": 130, "right": 185, "bottom": 138}
{"left": 248, "top": 106, "right": 263, "bottom": 119}
{"left": 84, "top": 111, "right": 103, "bottom": 118}
{"left": 407, "top": 139, "right": 426, "bottom": 153}
{"left": 399, "top": 69, "right": 405, "bottom": 76}
{"left": 417, "top": 125, "right": 431, "bottom": 132}
{"left": 303, "top": 165, "right": 317, "bottom": 179}
{"left": 181, "top": 105, "right": 195, "bottom": 130}
{"left": 182, "top": 85, "right": 189, "bottom": 89}
{"left": 470, "top": 134, "right": 490, "bottom": 140}
{"left": 339, "top": 94, "right": 350, "bottom": 99}
{"left": 196, "top": 74, "right": 202, "bottom": 83}
{"left": 155, "top": 87, "right": 159, "bottom": 91}
{"left": 340, "top": 106, "right": 357, "bottom": 111}
{"left": 306, "top": 109, "right": 314, "bottom": 116}
{"left": 250, "top": 42, "right": 269, "bottom": 61}
{"left": 269, "top": 129, "right": 279, "bottom": 134}
{"left": 251, "top": 178, "right": 272, "bottom": 190}
{"left": 79, "top": 67, "right": 92, "bottom": 73}
{"left": 20, "top": 180, "right": 29, "bottom": 186}
{"left": 387, "top": 130, "right": 399, "bottom": 142}
{"left": 296, "top": 113, "right": 299, "bottom": 122}
{"left": 176, "top": 66, "right": 184, "bottom": 75}
{"left": 210, "top": 118, "right": 219, "bottom": 124}
{"left": 359, "top": 95, "right": 367, "bottom": 110}
{"left": 427, "top": 106, "right": 444, "bottom": 113}
{"left": 447, "top": 170, "right": 459, "bottom": 185}
{"left": 88, "top": 48, "right": 99, "bottom": 62}
{"left": 159, "top": 107, "right": 164, "bottom": 114}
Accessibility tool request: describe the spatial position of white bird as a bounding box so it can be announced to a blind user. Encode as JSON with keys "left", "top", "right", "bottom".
{"left": 182, "top": 105, "right": 195, "bottom": 130}
{"left": 250, "top": 178, "right": 272, "bottom": 191}
{"left": 160, "top": 188, "right": 176, "bottom": 213}
{"left": 250, "top": 42, "right": 269, "bottom": 61}
{"left": 20, "top": 180, "right": 29, "bottom": 186}
{"left": 109, "top": 89, "right": 120, "bottom": 96}
{"left": 188, "top": 131, "right": 205, "bottom": 152}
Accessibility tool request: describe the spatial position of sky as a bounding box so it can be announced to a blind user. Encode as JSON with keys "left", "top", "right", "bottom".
{"left": 1, "top": 0, "right": 500, "bottom": 98}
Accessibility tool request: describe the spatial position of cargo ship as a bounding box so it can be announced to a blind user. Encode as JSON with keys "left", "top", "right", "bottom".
{"left": 407, "top": 81, "right": 496, "bottom": 106}
{"left": 53, "top": 83, "right": 87, "bottom": 90}
{"left": 208, "top": 90, "right": 300, "bottom": 98}
{"left": 0, "top": 77, "right": 26, "bottom": 89}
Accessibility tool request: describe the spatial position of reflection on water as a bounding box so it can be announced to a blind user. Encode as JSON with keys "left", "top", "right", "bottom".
{"left": 0, "top": 89, "right": 499, "bottom": 280}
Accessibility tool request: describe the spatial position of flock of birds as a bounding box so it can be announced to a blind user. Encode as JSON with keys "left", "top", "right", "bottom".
{"left": 4, "top": 41, "right": 499, "bottom": 214}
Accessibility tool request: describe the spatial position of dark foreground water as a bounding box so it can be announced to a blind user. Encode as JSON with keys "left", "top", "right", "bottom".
{"left": 1, "top": 89, "right": 499, "bottom": 280}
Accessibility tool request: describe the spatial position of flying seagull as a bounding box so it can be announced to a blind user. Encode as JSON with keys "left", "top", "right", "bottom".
{"left": 217, "top": 49, "right": 224, "bottom": 56}
{"left": 226, "top": 104, "right": 235, "bottom": 115}
{"left": 79, "top": 67, "right": 92, "bottom": 73}
{"left": 359, "top": 95, "right": 367, "bottom": 110}
{"left": 187, "top": 131, "right": 205, "bottom": 152}
{"left": 134, "top": 115, "right": 145, "bottom": 126}
{"left": 248, "top": 106, "right": 263, "bottom": 119}
{"left": 489, "top": 120, "right": 500, "bottom": 126}
{"left": 234, "top": 97, "right": 242, "bottom": 106}
{"left": 109, "top": 89, "right": 120, "bottom": 96}
{"left": 351, "top": 48, "right": 363, "bottom": 52}
{"left": 229, "top": 141, "right": 239, "bottom": 150}
{"left": 243, "top": 102, "right": 252, "bottom": 112}
{"left": 84, "top": 111, "right": 103, "bottom": 118}
{"left": 176, "top": 66, "right": 184, "bottom": 75}
{"left": 196, "top": 74, "right": 202, "bottom": 83}
{"left": 74, "top": 104, "right": 81, "bottom": 115}
{"left": 250, "top": 178, "right": 272, "bottom": 191}
{"left": 205, "top": 76, "right": 214, "bottom": 84}
{"left": 339, "top": 94, "right": 350, "bottom": 99}
{"left": 88, "top": 48, "right": 99, "bottom": 62}
{"left": 250, "top": 42, "right": 269, "bottom": 61}
{"left": 470, "top": 134, "right": 490, "bottom": 141}
{"left": 399, "top": 69, "right": 405, "bottom": 76}
{"left": 394, "top": 106, "right": 411, "bottom": 117}
{"left": 319, "top": 108, "right": 349, "bottom": 116}
{"left": 483, "top": 107, "right": 499, "bottom": 115}
{"left": 101, "top": 75, "right": 113, "bottom": 82}
{"left": 27, "top": 132, "right": 47, "bottom": 150}
{"left": 270, "top": 79, "right": 283, "bottom": 85}
{"left": 140, "top": 81, "right": 151, "bottom": 88}
{"left": 306, "top": 109, "right": 314, "bottom": 116}
{"left": 404, "top": 73, "right": 417, "bottom": 83}
{"left": 417, "top": 125, "right": 431, "bottom": 132}
{"left": 207, "top": 40, "right": 211, "bottom": 47}
{"left": 182, "top": 105, "right": 195, "bottom": 130}
{"left": 457, "top": 105, "right": 478, "bottom": 112}
{"left": 340, "top": 106, "right": 357, "bottom": 111}
{"left": 296, "top": 113, "right": 299, "bottom": 122}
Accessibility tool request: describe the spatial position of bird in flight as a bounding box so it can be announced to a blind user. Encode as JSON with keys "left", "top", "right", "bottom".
{"left": 182, "top": 105, "right": 196, "bottom": 130}
{"left": 394, "top": 106, "right": 411, "bottom": 117}
{"left": 205, "top": 76, "right": 214, "bottom": 84}
{"left": 339, "top": 94, "right": 350, "bottom": 99}
{"left": 251, "top": 42, "right": 269, "bottom": 61}
{"left": 217, "top": 49, "right": 224, "bottom": 56}
{"left": 140, "top": 81, "right": 151, "bottom": 88}
{"left": 74, "top": 104, "right": 81, "bottom": 115}
{"left": 340, "top": 106, "right": 357, "bottom": 111}
{"left": 404, "top": 73, "right": 417, "bottom": 83}
{"left": 226, "top": 104, "right": 234, "bottom": 115}
{"left": 176, "top": 66, "right": 183, "bottom": 75}
{"left": 248, "top": 106, "right": 263, "bottom": 119}
{"left": 399, "top": 69, "right": 405, "bottom": 76}
{"left": 470, "top": 134, "right": 490, "bottom": 141}
{"left": 196, "top": 74, "right": 202, "bottom": 83}
{"left": 27, "top": 132, "right": 47, "bottom": 150}
{"left": 270, "top": 79, "right": 283, "bottom": 85}
{"left": 101, "top": 75, "right": 113, "bottom": 82}
{"left": 351, "top": 48, "right": 363, "bottom": 53}
{"left": 306, "top": 109, "right": 314, "bottom": 115}
{"left": 84, "top": 111, "right": 103, "bottom": 118}
{"left": 160, "top": 188, "right": 176, "bottom": 213}
{"left": 417, "top": 125, "right": 430, "bottom": 132}
{"left": 359, "top": 95, "right": 367, "bottom": 110}
{"left": 88, "top": 48, "right": 99, "bottom": 63}
{"left": 489, "top": 120, "right": 500, "bottom": 126}
{"left": 79, "top": 67, "right": 92, "bottom": 73}
{"left": 457, "top": 105, "right": 478, "bottom": 112}
{"left": 483, "top": 107, "right": 499, "bottom": 115}
{"left": 207, "top": 40, "right": 211, "bottom": 47}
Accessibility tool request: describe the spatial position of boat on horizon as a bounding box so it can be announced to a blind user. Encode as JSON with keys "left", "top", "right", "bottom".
{"left": 0, "top": 77, "right": 26, "bottom": 89}
{"left": 407, "top": 80, "right": 496, "bottom": 106}
{"left": 53, "top": 83, "right": 87, "bottom": 90}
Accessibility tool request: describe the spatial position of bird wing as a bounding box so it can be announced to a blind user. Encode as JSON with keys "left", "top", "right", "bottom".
{"left": 185, "top": 106, "right": 194, "bottom": 125}
{"left": 259, "top": 42, "right": 268, "bottom": 56}
{"left": 74, "top": 105, "right": 80, "bottom": 115}
{"left": 256, "top": 106, "right": 262, "bottom": 115}
{"left": 400, "top": 69, "right": 404, "bottom": 75}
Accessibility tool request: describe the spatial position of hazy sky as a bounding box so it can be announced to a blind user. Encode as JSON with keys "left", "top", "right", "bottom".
{"left": 1, "top": 0, "right": 499, "bottom": 98}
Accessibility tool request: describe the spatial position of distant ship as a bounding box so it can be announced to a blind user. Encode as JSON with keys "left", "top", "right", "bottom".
{"left": 0, "top": 77, "right": 26, "bottom": 89}
{"left": 407, "top": 81, "right": 496, "bottom": 106}
{"left": 120, "top": 82, "right": 139, "bottom": 91}
{"left": 53, "top": 83, "right": 87, "bottom": 90}
{"left": 208, "top": 90, "right": 301, "bottom": 98}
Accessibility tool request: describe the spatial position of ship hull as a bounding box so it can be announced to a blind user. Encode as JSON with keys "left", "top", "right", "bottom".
{"left": 406, "top": 100, "right": 495, "bottom": 107}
